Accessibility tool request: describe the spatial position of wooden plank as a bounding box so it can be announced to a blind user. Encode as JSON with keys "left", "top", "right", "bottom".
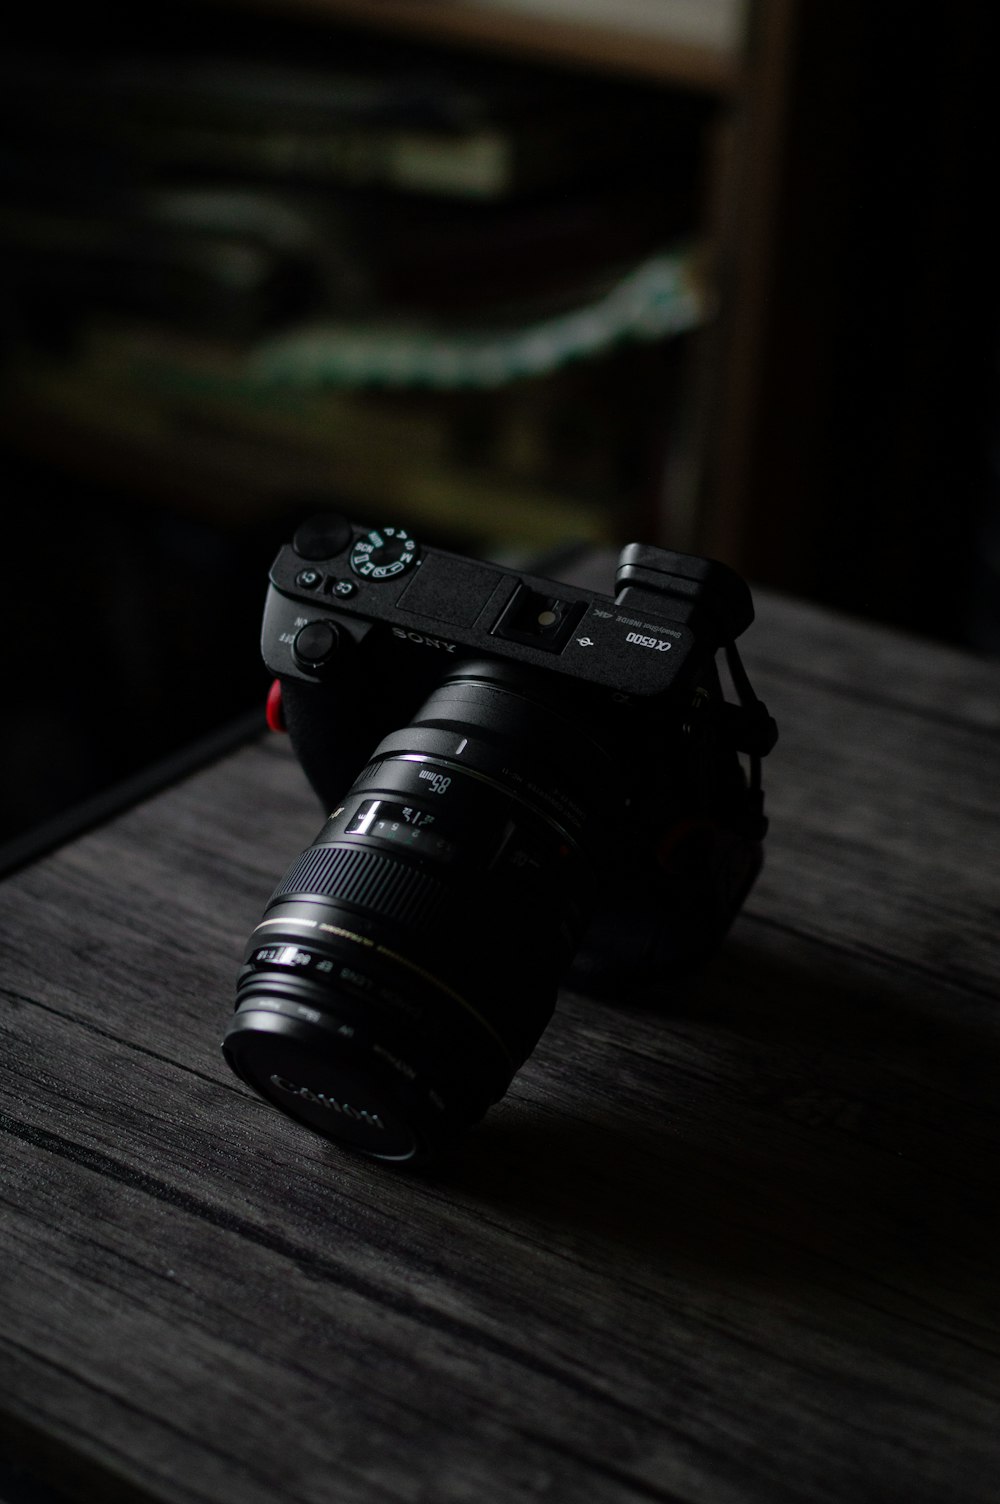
{"left": 2, "top": 587, "right": 1000, "bottom": 1503}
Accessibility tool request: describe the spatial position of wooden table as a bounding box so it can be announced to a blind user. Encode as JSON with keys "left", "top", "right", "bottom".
{"left": 2, "top": 563, "right": 999, "bottom": 1504}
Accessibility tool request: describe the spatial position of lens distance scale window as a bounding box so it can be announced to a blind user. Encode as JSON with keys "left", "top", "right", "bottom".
{"left": 347, "top": 800, "right": 458, "bottom": 863}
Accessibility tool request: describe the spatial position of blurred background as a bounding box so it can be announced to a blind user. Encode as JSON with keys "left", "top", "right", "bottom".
{"left": 1, "top": 0, "right": 996, "bottom": 870}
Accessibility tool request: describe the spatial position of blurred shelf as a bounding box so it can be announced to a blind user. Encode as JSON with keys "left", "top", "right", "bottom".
{"left": 208, "top": 0, "right": 747, "bottom": 90}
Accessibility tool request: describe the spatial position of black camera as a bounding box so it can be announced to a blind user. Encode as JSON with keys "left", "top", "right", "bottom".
{"left": 223, "top": 514, "right": 777, "bottom": 1164}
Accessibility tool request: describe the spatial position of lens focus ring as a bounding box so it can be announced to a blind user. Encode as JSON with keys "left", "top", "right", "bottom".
{"left": 271, "top": 844, "right": 448, "bottom": 931}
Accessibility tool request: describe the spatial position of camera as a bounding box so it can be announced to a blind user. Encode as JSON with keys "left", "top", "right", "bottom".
{"left": 222, "top": 514, "right": 777, "bottom": 1164}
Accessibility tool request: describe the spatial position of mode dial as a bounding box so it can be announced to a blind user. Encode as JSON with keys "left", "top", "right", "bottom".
{"left": 350, "top": 526, "right": 419, "bottom": 581}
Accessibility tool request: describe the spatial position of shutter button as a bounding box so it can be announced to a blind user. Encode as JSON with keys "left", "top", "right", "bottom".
{"left": 292, "top": 620, "right": 341, "bottom": 670}
{"left": 293, "top": 513, "right": 352, "bottom": 560}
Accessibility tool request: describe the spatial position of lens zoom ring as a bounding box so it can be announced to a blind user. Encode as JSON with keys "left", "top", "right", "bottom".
{"left": 271, "top": 845, "right": 445, "bottom": 929}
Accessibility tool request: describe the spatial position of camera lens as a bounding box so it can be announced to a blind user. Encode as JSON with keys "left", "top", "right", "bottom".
{"left": 224, "top": 661, "right": 615, "bottom": 1163}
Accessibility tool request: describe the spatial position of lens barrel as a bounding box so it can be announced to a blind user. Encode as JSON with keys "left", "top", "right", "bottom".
{"left": 225, "top": 664, "right": 615, "bottom": 1162}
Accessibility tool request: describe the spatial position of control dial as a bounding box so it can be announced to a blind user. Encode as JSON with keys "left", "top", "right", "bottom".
{"left": 350, "top": 526, "right": 419, "bottom": 581}
{"left": 292, "top": 620, "right": 341, "bottom": 671}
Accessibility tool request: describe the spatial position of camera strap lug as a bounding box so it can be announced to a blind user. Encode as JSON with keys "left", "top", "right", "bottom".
{"left": 719, "top": 701, "right": 779, "bottom": 758}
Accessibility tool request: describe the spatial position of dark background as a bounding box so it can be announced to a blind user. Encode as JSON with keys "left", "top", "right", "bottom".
{"left": 1, "top": 0, "right": 997, "bottom": 872}
{"left": 720, "top": 1, "right": 1000, "bottom": 650}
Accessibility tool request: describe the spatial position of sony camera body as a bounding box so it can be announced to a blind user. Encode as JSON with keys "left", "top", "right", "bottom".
{"left": 223, "top": 514, "right": 776, "bottom": 1163}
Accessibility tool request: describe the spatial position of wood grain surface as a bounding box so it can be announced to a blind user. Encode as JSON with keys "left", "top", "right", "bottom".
{"left": 2, "top": 573, "right": 999, "bottom": 1504}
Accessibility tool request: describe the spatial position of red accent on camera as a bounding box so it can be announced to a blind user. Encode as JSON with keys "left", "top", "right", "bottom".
{"left": 655, "top": 819, "right": 710, "bottom": 870}
{"left": 266, "top": 679, "right": 287, "bottom": 733}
